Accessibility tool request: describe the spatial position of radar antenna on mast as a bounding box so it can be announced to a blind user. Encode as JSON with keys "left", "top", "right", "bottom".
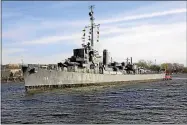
{"left": 89, "top": 5, "right": 94, "bottom": 47}
{"left": 83, "top": 5, "right": 100, "bottom": 49}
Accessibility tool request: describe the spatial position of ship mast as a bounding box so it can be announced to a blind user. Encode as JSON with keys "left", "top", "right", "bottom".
{"left": 89, "top": 5, "right": 94, "bottom": 47}
{"left": 82, "top": 5, "right": 100, "bottom": 55}
{"left": 85, "top": 5, "right": 100, "bottom": 49}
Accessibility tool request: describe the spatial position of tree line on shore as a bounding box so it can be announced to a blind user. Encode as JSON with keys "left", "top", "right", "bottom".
{"left": 135, "top": 60, "right": 187, "bottom": 73}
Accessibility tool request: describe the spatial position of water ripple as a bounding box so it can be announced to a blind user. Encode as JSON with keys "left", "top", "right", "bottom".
{"left": 1, "top": 75, "right": 187, "bottom": 124}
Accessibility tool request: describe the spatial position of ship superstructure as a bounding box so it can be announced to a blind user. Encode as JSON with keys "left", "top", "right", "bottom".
{"left": 55, "top": 5, "right": 137, "bottom": 75}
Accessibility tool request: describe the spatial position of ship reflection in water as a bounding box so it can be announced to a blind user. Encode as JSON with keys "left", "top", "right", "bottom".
{"left": 1, "top": 74, "right": 187, "bottom": 124}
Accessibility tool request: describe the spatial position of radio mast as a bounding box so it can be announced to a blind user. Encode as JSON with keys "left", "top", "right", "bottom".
{"left": 89, "top": 5, "right": 94, "bottom": 47}
{"left": 88, "top": 5, "right": 100, "bottom": 49}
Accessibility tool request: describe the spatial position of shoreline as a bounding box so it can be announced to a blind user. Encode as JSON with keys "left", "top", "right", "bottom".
{"left": 1, "top": 81, "right": 24, "bottom": 84}
{"left": 1, "top": 77, "right": 24, "bottom": 84}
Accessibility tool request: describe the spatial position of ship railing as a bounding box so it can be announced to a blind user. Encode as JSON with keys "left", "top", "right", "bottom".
{"left": 53, "top": 67, "right": 162, "bottom": 75}
{"left": 56, "top": 67, "right": 100, "bottom": 74}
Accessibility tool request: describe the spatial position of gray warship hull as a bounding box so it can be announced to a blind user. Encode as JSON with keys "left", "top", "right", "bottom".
{"left": 23, "top": 68, "right": 165, "bottom": 91}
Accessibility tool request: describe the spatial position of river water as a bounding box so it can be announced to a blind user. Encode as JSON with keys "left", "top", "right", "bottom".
{"left": 1, "top": 74, "right": 187, "bottom": 124}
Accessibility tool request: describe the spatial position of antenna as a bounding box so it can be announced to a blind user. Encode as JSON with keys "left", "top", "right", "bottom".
{"left": 126, "top": 58, "right": 129, "bottom": 64}
{"left": 89, "top": 5, "right": 95, "bottom": 47}
{"left": 83, "top": 5, "right": 100, "bottom": 51}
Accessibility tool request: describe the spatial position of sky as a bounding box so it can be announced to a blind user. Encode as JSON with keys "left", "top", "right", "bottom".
{"left": 2, "top": 1, "right": 187, "bottom": 66}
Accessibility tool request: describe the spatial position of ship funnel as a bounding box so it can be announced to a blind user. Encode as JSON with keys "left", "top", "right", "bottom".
{"left": 103, "top": 49, "right": 109, "bottom": 66}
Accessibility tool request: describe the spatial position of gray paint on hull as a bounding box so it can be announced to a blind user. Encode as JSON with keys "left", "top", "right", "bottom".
{"left": 23, "top": 69, "right": 165, "bottom": 89}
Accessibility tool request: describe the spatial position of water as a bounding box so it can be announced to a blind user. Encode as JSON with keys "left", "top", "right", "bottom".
{"left": 1, "top": 74, "right": 187, "bottom": 124}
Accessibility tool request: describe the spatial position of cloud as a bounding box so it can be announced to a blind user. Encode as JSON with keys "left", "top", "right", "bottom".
{"left": 98, "top": 8, "right": 186, "bottom": 24}
{"left": 2, "top": 48, "right": 26, "bottom": 55}
{"left": 3, "top": 21, "right": 185, "bottom": 65}
{"left": 2, "top": 52, "right": 72, "bottom": 64}
{"left": 20, "top": 33, "right": 81, "bottom": 45}
{"left": 4, "top": 7, "right": 186, "bottom": 46}
{"left": 2, "top": 27, "right": 33, "bottom": 41}
{"left": 99, "top": 22, "right": 186, "bottom": 65}
{"left": 2, "top": 2, "right": 186, "bottom": 66}
{"left": 3, "top": 6, "right": 186, "bottom": 45}
{"left": 2, "top": 12, "right": 22, "bottom": 19}
{"left": 2, "top": 48, "right": 26, "bottom": 64}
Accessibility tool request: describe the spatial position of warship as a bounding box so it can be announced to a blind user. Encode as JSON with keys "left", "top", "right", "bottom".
{"left": 22, "top": 6, "right": 165, "bottom": 91}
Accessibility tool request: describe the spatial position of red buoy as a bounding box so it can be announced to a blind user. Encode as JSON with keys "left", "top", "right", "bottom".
{"left": 164, "top": 73, "right": 172, "bottom": 80}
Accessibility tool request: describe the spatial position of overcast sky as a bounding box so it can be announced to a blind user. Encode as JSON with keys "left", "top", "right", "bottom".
{"left": 2, "top": 1, "right": 187, "bottom": 66}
